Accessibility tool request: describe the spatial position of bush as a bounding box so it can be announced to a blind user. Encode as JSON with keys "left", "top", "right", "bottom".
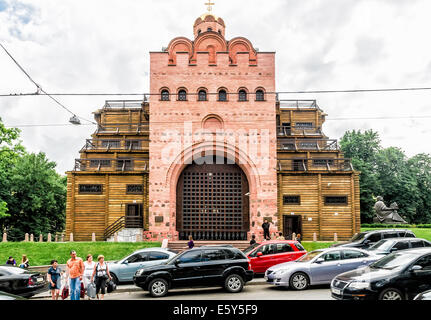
{"left": 361, "top": 223, "right": 431, "bottom": 229}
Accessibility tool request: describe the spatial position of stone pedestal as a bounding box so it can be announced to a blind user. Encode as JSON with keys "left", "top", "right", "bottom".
{"left": 30, "top": 234, "right": 34, "bottom": 242}
{"left": 39, "top": 234, "right": 43, "bottom": 242}
{"left": 334, "top": 233, "right": 338, "bottom": 242}
{"left": 47, "top": 233, "right": 52, "bottom": 242}
{"left": 114, "top": 232, "right": 118, "bottom": 242}
{"left": 2, "top": 233, "right": 6, "bottom": 242}
{"left": 292, "top": 232, "right": 296, "bottom": 241}
{"left": 55, "top": 235, "right": 58, "bottom": 242}
{"left": 92, "top": 233, "right": 96, "bottom": 242}
{"left": 313, "top": 232, "right": 317, "bottom": 242}
{"left": 61, "top": 234, "right": 64, "bottom": 242}
{"left": 24, "top": 233, "right": 29, "bottom": 242}
{"left": 69, "top": 233, "right": 74, "bottom": 242}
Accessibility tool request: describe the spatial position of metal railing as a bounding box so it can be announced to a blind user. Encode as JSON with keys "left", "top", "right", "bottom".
{"left": 104, "top": 216, "right": 144, "bottom": 240}
{"left": 96, "top": 123, "right": 150, "bottom": 134}
{"left": 277, "top": 158, "right": 353, "bottom": 172}
{"left": 277, "top": 125, "right": 323, "bottom": 136}
{"left": 73, "top": 158, "right": 149, "bottom": 172}
{"left": 277, "top": 138, "right": 339, "bottom": 151}
{"left": 103, "top": 100, "right": 146, "bottom": 109}
{"left": 278, "top": 99, "right": 320, "bottom": 109}
{"left": 80, "top": 139, "right": 149, "bottom": 152}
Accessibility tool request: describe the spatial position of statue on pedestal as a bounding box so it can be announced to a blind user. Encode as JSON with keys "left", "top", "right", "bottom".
{"left": 373, "top": 196, "right": 408, "bottom": 224}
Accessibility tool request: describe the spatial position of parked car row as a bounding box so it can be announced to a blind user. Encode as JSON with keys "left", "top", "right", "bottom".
{"left": 0, "top": 266, "right": 47, "bottom": 298}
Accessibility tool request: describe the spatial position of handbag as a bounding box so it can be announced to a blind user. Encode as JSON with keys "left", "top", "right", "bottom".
{"left": 86, "top": 282, "right": 97, "bottom": 299}
{"left": 80, "top": 282, "right": 85, "bottom": 299}
{"left": 61, "top": 286, "right": 69, "bottom": 300}
{"left": 106, "top": 280, "right": 117, "bottom": 293}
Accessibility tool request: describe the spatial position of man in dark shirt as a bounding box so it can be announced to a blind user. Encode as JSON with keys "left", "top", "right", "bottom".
{"left": 262, "top": 220, "right": 271, "bottom": 240}
{"left": 6, "top": 256, "right": 16, "bottom": 266}
{"left": 249, "top": 235, "right": 256, "bottom": 245}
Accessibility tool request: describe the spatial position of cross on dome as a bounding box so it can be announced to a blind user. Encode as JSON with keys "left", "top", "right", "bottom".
{"left": 205, "top": 1, "right": 215, "bottom": 12}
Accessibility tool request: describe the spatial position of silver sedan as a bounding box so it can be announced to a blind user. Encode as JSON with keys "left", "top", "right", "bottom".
{"left": 265, "top": 248, "right": 380, "bottom": 290}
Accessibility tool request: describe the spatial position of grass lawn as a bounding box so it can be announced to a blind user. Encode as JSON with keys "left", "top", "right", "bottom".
{"left": 0, "top": 242, "right": 161, "bottom": 266}
{"left": 302, "top": 242, "right": 335, "bottom": 251}
{"left": 361, "top": 227, "right": 431, "bottom": 241}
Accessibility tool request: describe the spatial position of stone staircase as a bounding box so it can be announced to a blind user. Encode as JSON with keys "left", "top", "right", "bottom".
{"left": 106, "top": 228, "right": 144, "bottom": 242}
{"left": 168, "top": 240, "right": 250, "bottom": 253}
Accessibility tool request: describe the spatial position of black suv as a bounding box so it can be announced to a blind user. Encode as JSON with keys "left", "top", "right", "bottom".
{"left": 133, "top": 246, "right": 254, "bottom": 297}
{"left": 332, "top": 229, "right": 416, "bottom": 249}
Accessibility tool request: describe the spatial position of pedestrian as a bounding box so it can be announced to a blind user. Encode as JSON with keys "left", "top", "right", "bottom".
{"left": 296, "top": 233, "right": 302, "bottom": 243}
{"left": 19, "top": 255, "right": 29, "bottom": 269}
{"left": 66, "top": 250, "right": 84, "bottom": 300}
{"left": 47, "top": 259, "right": 62, "bottom": 300}
{"left": 83, "top": 254, "right": 95, "bottom": 300}
{"left": 187, "top": 235, "right": 194, "bottom": 249}
{"left": 262, "top": 219, "right": 271, "bottom": 240}
{"left": 249, "top": 235, "right": 256, "bottom": 245}
{"left": 5, "top": 256, "right": 16, "bottom": 266}
{"left": 276, "top": 232, "right": 285, "bottom": 240}
{"left": 91, "top": 255, "right": 112, "bottom": 300}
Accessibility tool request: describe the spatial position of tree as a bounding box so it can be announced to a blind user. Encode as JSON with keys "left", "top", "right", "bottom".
{"left": 407, "top": 154, "right": 431, "bottom": 223}
{"left": 340, "top": 130, "right": 382, "bottom": 222}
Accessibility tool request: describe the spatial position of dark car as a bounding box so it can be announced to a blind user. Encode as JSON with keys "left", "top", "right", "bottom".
{"left": 368, "top": 238, "right": 431, "bottom": 255}
{"left": 133, "top": 246, "right": 254, "bottom": 297}
{"left": 0, "top": 266, "right": 47, "bottom": 298}
{"left": 332, "top": 229, "right": 416, "bottom": 249}
{"left": 331, "top": 248, "right": 431, "bottom": 300}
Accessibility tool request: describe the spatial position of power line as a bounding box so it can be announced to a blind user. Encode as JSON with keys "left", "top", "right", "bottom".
{"left": 0, "top": 42, "right": 96, "bottom": 124}
{"left": 2, "top": 86, "right": 431, "bottom": 97}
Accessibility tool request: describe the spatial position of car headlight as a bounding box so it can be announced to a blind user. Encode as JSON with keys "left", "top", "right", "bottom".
{"left": 135, "top": 269, "right": 144, "bottom": 276}
{"left": 348, "top": 281, "right": 370, "bottom": 290}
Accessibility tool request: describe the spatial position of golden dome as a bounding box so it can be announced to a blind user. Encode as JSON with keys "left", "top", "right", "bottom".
{"left": 194, "top": 13, "right": 225, "bottom": 28}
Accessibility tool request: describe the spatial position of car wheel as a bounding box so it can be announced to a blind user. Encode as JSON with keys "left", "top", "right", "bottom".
{"left": 148, "top": 278, "right": 169, "bottom": 298}
{"left": 110, "top": 273, "right": 119, "bottom": 285}
{"left": 289, "top": 272, "right": 309, "bottom": 290}
{"left": 224, "top": 274, "right": 244, "bottom": 293}
{"left": 379, "top": 288, "right": 404, "bottom": 300}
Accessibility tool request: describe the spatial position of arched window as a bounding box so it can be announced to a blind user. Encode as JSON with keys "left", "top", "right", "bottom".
{"left": 218, "top": 30, "right": 222, "bottom": 35}
{"left": 256, "top": 89, "right": 265, "bottom": 101}
{"left": 161, "top": 89, "right": 170, "bottom": 101}
{"left": 218, "top": 89, "right": 227, "bottom": 102}
{"left": 238, "top": 89, "right": 247, "bottom": 101}
{"left": 178, "top": 89, "right": 187, "bottom": 101}
{"left": 207, "top": 27, "right": 213, "bottom": 32}
{"left": 198, "top": 29, "right": 201, "bottom": 35}
{"left": 198, "top": 90, "right": 207, "bottom": 101}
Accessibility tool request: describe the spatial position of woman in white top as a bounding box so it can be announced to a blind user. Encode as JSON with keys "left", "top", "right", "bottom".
{"left": 91, "top": 255, "right": 112, "bottom": 300}
{"left": 83, "top": 254, "right": 95, "bottom": 299}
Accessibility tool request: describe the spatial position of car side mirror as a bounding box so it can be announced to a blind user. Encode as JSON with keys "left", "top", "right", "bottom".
{"left": 257, "top": 252, "right": 263, "bottom": 258}
{"left": 174, "top": 260, "right": 180, "bottom": 266}
{"left": 364, "top": 240, "right": 371, "bottom": 245}
{"left": 123, "top": 260, "right": 129, "bottom": 265}
{"left": 390, "top": 248, "right": 398, "bottom": 253}
{"left": 315, "top": 258, "right": 325, "bottom": 264}
{"left": 410, "top": 265, "right": 423, "bottom": 272}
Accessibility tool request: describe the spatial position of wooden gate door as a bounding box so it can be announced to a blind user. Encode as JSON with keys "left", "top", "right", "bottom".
{"left": 176, "top": 158, "right": 249, "bottom": 241}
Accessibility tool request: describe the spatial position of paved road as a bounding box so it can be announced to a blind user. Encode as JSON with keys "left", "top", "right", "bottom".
{"left": 103, "top": 284, "right": 333, "bottom": 300}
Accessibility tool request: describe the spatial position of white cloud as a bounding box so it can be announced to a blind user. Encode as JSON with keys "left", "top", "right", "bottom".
{"left": 1, "top": 0, "right": 431, "bottom": 174}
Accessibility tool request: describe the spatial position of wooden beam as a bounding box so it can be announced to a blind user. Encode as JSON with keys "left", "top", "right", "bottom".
{"left": 318, "top": 173, "right": 322, "bottom": 240}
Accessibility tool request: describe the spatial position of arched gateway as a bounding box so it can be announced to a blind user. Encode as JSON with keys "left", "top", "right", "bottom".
{"left": 176, "top": 157, "right": 250, "bottom": 241}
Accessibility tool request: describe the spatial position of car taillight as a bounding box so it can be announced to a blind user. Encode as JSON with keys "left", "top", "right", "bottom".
{"left": 28, "top": 277, "right": 35, "bottom": 286}
{"left": 247, "top": 259, "right": 252, "bottom": 270}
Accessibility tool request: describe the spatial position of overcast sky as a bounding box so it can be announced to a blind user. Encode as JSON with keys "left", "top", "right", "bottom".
{"left": 1, "top": 0, "right": 430, "bottom": 174}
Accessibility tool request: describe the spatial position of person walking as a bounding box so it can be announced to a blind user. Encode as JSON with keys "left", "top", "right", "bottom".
{"left": 19, "top": 255, "right": 29, "bottom": 269}
{"left": 6, "top": 256, "right": 16, "bottom": 266}
{"left": 276, "top": 232, "right": 285, "bottom": 240}
{"left": 83, "top": 254, "right": 95, "bottom": 300}
{"left": 249, "top": 235, "right": 256, "bottom": 245}
{"left": 91, "top": 255, "right": 112, "bottom": 300}
{"left": 296, "top": 233, "right": 302, "bottom": 243}
{"left": 262, "top": 220, "right": 271, "bottom": 240}
{"left": 47, "top": 260, "right": 62, "bottom": 300}
{"left": 66, "top": 250, "right": 84, "bottom": 300}
{"left": 187, "top": 235, "right": 194, "bottom": 249}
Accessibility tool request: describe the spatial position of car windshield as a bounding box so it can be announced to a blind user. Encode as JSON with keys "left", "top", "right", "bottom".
{"left": 165, "top": 253, "right": 181, "bottom": 265}
{"left": 369, "top": 240, "right": 394, "bottom": 251}
{"left": 370, "top": 252, "right": 419, "bottom": 270}
{"left": 350, "top": 232, "right": 367, "bottom": 242}
{"left": 297, "top": 250, "right": 323, "bottom": 262}
{"left": 243, "top": 243, "right": 260, "bottom": 255}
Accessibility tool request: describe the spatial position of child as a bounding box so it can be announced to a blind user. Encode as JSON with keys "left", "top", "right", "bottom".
{"left": 47, "top": 259, "right": 62, "bottom": 300}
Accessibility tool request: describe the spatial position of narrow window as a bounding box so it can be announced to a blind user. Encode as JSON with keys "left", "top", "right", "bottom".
{"left": 324, "top": 196, "right": 348, "bottom": 205}
{"left": 256, "top": 90, "right": 265, "bottom": 101}
{"left": 117, "top": 159, "right": 133, "bottom": 171}
{"left": 283, "top": 195, "right": 301, "bottom": 205}
{"left": 207, "top": 27, "right": 213, "bottom": 32}
{"left": 161, "top": 90, "right": 170, "bottom": 101}
{"left": 79, "top": 184, "right": 103, "bottom": 194}
{"left": 218, "top": 90, "right": 227, "bottom": 101}
{"left": 126, "top": 185, "right": 144, "bottom": 194}
{"left": 296, "top": 122, "right": 314, "bottom": 128}
{"left": 198, "top": 90, "right": 207, "bottom": 101}
{"left": 178, "top": 90, "right": 187, "bottom": 101}
{"left": 238, "top": 90, "right": 247, "bottom": 101}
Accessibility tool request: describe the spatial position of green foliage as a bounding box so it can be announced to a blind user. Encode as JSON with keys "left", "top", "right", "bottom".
{"left": 0, "top": 117, "right": 66, "bottom": 240}
{"left": 341, "top": 129, "right": 431, "bottom": 224}
{"left": 361, "top": 227, "right": 431, "bottom": 241}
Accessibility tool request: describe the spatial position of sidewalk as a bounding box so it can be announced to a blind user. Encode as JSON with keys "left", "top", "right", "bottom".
{"left": 31, "top": 277, "right": 267, "bottom": 299}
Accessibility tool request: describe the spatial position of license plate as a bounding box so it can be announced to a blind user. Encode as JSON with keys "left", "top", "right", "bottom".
{"left": 37, "top": 277, "right": 44, "bottom": 282}
{"left": 332, "top": 288, "right": 341, "bottom": 295}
